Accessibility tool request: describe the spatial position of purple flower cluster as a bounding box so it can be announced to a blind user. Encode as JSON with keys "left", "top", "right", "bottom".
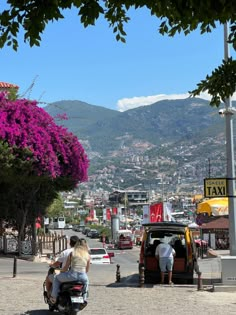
{"left": 0, "top": 93, "right": 89, "bottom": 182}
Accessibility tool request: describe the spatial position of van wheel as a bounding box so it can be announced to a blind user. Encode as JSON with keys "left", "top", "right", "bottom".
{"left": 49, "top": 305, "right": 55, "bottom": 312}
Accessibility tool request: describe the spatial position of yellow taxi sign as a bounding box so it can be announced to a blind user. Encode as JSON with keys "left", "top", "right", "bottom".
{"left": 204, "top": 178, "right": 228, "bottom": 198}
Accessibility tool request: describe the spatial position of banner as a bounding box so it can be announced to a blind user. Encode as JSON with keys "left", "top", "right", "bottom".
{"left": 103, "top": 208, "right": 107, "bottom": 221}
{"left": 150, "top": 203, "right": 163, "bottom": 222}
{"left": 117, "top": 207, "right": 122, "bottom": 216}
{"left": 142, "top": 205, "right": 150, "bottom": 224}
{"left": 106, "top": 208, "right": 111, "bottom": 221}
{"left": 112, "top": 207, "right": 118, "bottom": 215}
{"left": 163, "top": 202, "right": 173, "bottom": 221}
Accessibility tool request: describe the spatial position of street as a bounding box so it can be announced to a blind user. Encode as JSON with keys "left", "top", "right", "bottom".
{"left": 0, "top": 255, "right": 236, "bottom": 315}
{"left": 62, "top": 229, "right": 222, "bottom": 284}
{"left": 63, "top": 230, "right": 140, "bottom": 273}
{"left": 0, "top": 229, "right": 227, "bottom": 315}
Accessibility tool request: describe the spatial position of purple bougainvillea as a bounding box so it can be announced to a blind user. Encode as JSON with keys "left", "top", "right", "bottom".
{"left": 0, "top": 93, "right": 89, "bottom": 183}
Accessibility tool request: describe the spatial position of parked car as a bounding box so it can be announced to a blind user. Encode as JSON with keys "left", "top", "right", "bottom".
{"left": 87, "top": 229, "right": 97, "bottom": 237}
{"left": 88, "top": 229, "right": 100, "bottom": 239}
{"left": 89, "top": 248, "right": 114, "bottom": 264}
{"left": 72, "top": 224, "right": 79, "bottom": 231}
{"left": 64, "top": 224, "right": 73, "bottom": 229}
{"left": 82, "top": 227, "right": 91, "bottom": 236}
{"left": 138, "top": 222, "right": 198, "bottom": 284}
{"left": 78, "top": 225, "right": 85, "bottom": 232}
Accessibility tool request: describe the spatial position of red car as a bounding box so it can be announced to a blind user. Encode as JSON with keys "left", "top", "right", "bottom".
{"left": 194, "top": 239, "right": 208, "bottom": 247}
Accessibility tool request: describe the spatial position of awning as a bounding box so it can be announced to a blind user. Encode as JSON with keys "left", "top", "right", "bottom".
{"left": 188, "top": 222, "right": 199, "bottom": 228}
{"left": 197, "top": 198, "right": 228, "bottom": 216}
{"left": 200, "top": 217, "right": 229, "bottom": 230}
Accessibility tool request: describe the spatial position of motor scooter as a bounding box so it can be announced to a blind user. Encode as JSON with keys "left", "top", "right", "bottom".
{"left": 43, "top": 267, "right": 87, "bottom": 314}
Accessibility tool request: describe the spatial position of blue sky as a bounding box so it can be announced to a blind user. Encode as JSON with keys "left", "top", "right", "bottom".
{"left": 1, "top": 7, "right": 235, "bottom": 111}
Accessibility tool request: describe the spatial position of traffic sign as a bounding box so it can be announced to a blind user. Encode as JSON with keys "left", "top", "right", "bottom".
{"left": 204, "top": 178, "right": 228, "bottom": 198}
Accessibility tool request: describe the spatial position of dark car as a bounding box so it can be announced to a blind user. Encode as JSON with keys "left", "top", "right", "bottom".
{"left": 72, "top": 224, "right": 79, "bottom": 231}
{"left": 82, "top": 227, "right": 90, "bottom": 235}
{"left": 89, "top": 230, "right": 100, "bottom": 239}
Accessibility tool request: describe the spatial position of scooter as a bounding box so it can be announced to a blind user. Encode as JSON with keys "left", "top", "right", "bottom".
{"left": 43, "top": 267, "right": 87, "bottom": 314}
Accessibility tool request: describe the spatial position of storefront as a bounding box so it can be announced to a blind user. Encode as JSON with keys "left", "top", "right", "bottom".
{"left": 200, "top": 216, "right": 229, "bottom": 250}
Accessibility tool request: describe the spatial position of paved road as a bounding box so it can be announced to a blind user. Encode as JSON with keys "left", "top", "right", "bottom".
{"left": 0, "top": 231, "right": 229, "bottom": 314}
{"left": 1, "top": 256, "right": 236, "bottom": 315}
{"left": 64, "top": 229, "right": 223, "bottom": 284}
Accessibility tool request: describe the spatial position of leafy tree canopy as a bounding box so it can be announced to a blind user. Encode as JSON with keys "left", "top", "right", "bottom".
{"left": 0, "top": 1, "right": 235, "bottom": 105}
{"left": 46, "top": 194, "right": 64, "bottom": 218}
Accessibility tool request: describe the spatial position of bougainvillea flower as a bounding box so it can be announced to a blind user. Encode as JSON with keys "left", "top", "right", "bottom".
{"left": 0, "top": 93, "right": 89, "bottom": 183}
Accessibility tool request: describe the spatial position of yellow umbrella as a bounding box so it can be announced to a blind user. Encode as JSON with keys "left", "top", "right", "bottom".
{"left": 197, "top": 198, "right": 228, "bottom": 216}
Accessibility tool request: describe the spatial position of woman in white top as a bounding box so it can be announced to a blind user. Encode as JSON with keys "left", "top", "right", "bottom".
{"left": 50, "top": 240, "right": 90, "bottom": 306}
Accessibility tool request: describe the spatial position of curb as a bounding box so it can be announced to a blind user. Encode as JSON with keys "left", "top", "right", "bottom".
{"left": 207, "top": 250, "right": 219, "bottom": 258}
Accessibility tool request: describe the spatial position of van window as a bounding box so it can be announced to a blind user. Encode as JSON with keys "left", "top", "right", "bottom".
{"left": 146, "top": 231, "right": 185, "bottom": 248}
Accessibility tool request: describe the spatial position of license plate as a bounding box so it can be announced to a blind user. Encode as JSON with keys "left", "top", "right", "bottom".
{"left": 92, "top": 257, "right": 101, "bottom": 260}
{"left": 71, "top": 296, "right": 84, "bottom": 303}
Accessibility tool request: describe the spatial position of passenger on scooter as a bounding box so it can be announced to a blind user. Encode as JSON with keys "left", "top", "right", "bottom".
{"left": 50, "top": 239, "right": 90, "bottom": 309}
{"left": 45, "top": 235, "right": 79, "bottom": 297}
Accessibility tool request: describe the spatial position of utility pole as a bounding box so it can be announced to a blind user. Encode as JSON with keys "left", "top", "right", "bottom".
{"left": 208, "top": 158, "right": 211, "bottom": 178}
{"left": 161, "top": 176, "right": 164, "bottom": 201}
{"left": 124, "top": 191, "right": 128, "bottom": 229}
{"left": 223, "top": 23, "right": 236, "bottom": 255}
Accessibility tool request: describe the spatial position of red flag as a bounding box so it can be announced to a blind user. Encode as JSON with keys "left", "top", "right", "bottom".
{"left": 150, "top": 203, "right": 163, "bottom": 222}
{"left": 106, "top": 208, "right": 111, "bottom": 221}
{"left": 112, "top": 207, "right": 118, "bottom": 214}
{"left": 90, "top": 209, "right": 95, "bottom": 218}
{"left": 35, "top": 216, "right": 41, "bottom": 229}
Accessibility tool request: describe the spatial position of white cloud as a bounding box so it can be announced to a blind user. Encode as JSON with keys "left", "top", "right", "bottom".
{"left": 116, "top": 92, "right": 236, "bottom": 112}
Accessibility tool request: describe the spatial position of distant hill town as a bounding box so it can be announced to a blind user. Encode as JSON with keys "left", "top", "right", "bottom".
{"left": 44, "top": 97, "right": 231, "bottom": 197}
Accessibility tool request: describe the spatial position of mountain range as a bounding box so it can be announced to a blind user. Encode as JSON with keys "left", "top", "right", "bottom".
{"left": 44, "top": 98, "right": 231, "bottom": 194}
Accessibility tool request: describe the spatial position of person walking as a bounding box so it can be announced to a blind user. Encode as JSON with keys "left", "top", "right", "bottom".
{"left": 50, "top": 239, "right": 90, "bottom": 309}
{"left": 155, "top": 240, "right": 176, "bottom": 285}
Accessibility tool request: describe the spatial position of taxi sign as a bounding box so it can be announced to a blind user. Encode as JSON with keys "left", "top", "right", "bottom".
{"left": 204, "top": 178, "right": 228, "bottom": 198}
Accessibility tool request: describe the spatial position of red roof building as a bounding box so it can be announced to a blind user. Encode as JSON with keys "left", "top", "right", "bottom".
{"left": 0, "top": 82, "right": 19, "bottom": 88}
{"left": 200, "top": 216, "right": 229, "bottom": 230}
{"left": 0, "top": 82, "right": 19, "bottom": 92}
{"left": 200, "top": 216, "right": 229, "bottom": 250}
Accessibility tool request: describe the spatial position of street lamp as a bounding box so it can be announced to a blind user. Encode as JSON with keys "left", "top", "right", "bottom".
{"left": 156, "top": 176, "right": 165, "bottom": 201}
{"left": 111, "top": 186, "right": 128, "bottom": 229}
{"left": 222, "top": 23, "right": 236, "bottom": 256}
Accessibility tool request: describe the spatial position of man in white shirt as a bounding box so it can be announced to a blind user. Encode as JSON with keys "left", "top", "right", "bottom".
{"left": 155, "top": 240, "right": 176, "bottom": 285}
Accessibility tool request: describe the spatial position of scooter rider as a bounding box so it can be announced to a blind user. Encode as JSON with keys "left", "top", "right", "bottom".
{"left": 45, "top": 235, "right": 79, "bottom": 297}
{"left": 50, "top": 240, "right": 90, "bottom": 310}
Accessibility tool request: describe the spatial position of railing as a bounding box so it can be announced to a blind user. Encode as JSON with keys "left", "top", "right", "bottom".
{"left": 196, "top": 243, "right": 208, "bottom": 259}
{"left": 37, "top": 234, "right": 68, "bottom": 257}
{"left": 0, "top": 232, "right": 68, "bottom": 257}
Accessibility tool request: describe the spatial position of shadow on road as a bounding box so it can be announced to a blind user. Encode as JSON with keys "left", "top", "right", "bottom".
{"left": 106, "top": 273, "right": 140, "bottom": 288}
{"left": 23, "top": 310, "right": 50, "bottom": 315}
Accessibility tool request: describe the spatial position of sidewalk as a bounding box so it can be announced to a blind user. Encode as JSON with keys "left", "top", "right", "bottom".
{"left": 207, "top": 249, "right": 230, "bottom": 257}
{"left": 1, "top": 257, "right": 236, "bottom": 315}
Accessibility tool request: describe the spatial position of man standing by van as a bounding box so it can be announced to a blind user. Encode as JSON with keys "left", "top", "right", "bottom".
{"left": 155, "top": 240, "right": 176, "bottom": 285}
